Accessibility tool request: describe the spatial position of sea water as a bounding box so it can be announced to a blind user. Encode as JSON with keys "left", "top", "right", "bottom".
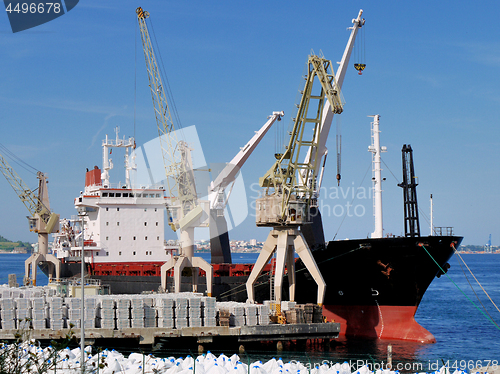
{"left": 1, "top": 252, "right": 499, "bottom": 372}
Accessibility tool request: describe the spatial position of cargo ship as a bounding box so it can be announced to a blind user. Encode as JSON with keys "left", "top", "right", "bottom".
{"left": 41, "top": 10, "right": 461, "bottom": 343}
{"left": 41, "top": 116, "right": 461, "bottom": 344}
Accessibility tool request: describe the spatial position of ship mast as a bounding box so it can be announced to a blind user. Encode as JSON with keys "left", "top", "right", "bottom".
{"left": 430, "top": 194, "right": 434, "bottom": 236}
{"left": 398, "top": 144, "right": 421, "bottom": 237}
{"left": 368, "top": 115, "right": 386, "bottom": 238}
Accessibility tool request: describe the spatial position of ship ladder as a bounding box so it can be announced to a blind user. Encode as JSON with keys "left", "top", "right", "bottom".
{"left": 269, "top": 256, "right": 276, "bottom": 303}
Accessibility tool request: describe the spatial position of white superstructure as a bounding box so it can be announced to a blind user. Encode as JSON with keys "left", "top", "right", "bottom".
{"left": 51, "top": 129, "right": 174, "bottom": 269}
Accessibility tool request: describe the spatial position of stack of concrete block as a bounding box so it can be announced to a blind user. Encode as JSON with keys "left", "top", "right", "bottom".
{"left": 31, "top": 297, "right": 46, "bottom": 329}
{"left": 8, "top": 274, "right": 18, "bottom": 288}
{"left": 83, "top": 297, "right": 97, "bottom": 329}
{"left": 98, "top": 297, "right": 116, "bottom": 329}
{"left": 143, "top": 297, "right": 156, "bottom": 328}
{"left": 232, "top": 303, "right": 245, "bottom": 326}
{"left": 131, "top": 297, "right": 144, "bottom": 328}
{"left": 217, "top": 302, "right": 245, "bottom": 327}
{"left": 188, "top": 297, "right": 202, "bottom": 327}
{"left": 0, "top": 298, "right": 17, "bottom": 329}
{"left": 48, "top": 297, "right": 66, "bottom": 330}
{"left": 155, "top": 296, "right": 174, "bottom": 328}
{"left": 66, "top": 297, "right": 81, "bottom": 328}
{"left": 16, "top": 298, "right": 32, "bottom": 329}
{"left": 202, "top": 297, "right": 216, "bottom": 327}
{"left": 257, "top": 304, "right": 270, "bottom": 326}
{"left": 244, "top": 304, "right": 258, "bottom": 326}
{"left": 116, "top": 297, "right": 131, "bottom": 329}
{"left": 281, "top": 301, "right": 296, "bottom": 312}
{"left": 218, "top": 309, "right": 230, "bottom": 326}
{"left": 175, "top": 296, "right": 189, "bottom": 328}
{"left": 65, "top": 297, "right": 96, "bottom": 329}
{"left": 284, "top": 308, "right": 305, "bottom": 324}
{"left": 296, "top": 303, "right": 323, "bottom": 323}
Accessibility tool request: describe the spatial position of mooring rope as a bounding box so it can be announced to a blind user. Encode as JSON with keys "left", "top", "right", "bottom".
{"left": 452, "top": 244, "right": 500, "bottom": 315}
{"left": 421, "top": 244, "right": 500, "bottom": 330}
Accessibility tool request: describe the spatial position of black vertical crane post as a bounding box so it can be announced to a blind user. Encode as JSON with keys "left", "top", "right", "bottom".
{"left": 398, "top": 144, "right": 420, "bottom": 237}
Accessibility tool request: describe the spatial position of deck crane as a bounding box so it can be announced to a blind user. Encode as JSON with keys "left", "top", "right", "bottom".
{"left": 136, "top": 7, "right": 213, "bottom": 295}
{"left": 208, "top": 111, "right": 284, "bottom": 264}
{"left": 0, "top": 152, "right": 61, "bottom": 286}
{"left": 246, "top": 10, "right": 365, "bottom": 308}
{"left": 246, "top": 53, "right": 344, "bottom": 307}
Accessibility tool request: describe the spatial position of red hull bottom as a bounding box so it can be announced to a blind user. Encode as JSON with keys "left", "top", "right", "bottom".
{"left": 323, "top": 305, "right": 436, "bottom": 343}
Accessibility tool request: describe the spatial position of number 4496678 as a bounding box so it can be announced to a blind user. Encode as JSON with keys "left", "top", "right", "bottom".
{"left": 6, "top": 2, "right": 61, "bottom": 14}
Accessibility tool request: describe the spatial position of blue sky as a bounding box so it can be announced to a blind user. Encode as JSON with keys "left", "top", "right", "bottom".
{"left": 1, "top": 1, "right": 499, "bottom": 246}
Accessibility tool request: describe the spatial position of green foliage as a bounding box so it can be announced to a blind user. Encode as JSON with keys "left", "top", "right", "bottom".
{"left": 0, "top": 235, "right": 31, "bottom": 252}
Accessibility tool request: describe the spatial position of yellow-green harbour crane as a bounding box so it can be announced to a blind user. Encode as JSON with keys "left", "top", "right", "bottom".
{"left": 0, "top": 151, "right": 61, "bottom": 285}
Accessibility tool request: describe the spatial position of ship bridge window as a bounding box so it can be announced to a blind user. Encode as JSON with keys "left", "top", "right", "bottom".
{"left": 156, "top": 194, "right": 160, "bottom": 198}
{"left": 123, "top": 193, "right": 128, "bottom": 197}
{"left": 109, "top": 193, "right": 115, "bottom": 197}
{"left": 129, "top": 193, "right": 134, "bottom": 198}
{"left": 102, "top": 193, "right": 108, "bottom": 197}
{"left": 116, "top": 193, "right": 121, "bottom": 198}
{"left": 150, "top": 194, "right": 155, "bottom": 198}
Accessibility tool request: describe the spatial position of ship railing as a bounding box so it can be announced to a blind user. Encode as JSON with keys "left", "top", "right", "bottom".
{"left": 96, "top": 182, "right": 166, "bottom": 190}
{"left": 433, "top": 226, "right": 454, "bottom": 236}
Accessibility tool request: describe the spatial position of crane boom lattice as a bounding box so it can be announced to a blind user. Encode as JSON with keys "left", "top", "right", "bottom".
{"left": 136, "top": 7, "right": 199, "bottom": 229}
{"left": 0, "top": 154, "right": 56, "bottom": 232}
{"left": 257, "top": 54, "right": 343, "bottom": 225}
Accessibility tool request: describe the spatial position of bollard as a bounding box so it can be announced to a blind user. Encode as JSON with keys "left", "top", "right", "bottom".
{"left": 387, "top": 344, "right": 392, "bottom": 369}
{"left": 277, "top": 341, "right": 283, "bottom": 351}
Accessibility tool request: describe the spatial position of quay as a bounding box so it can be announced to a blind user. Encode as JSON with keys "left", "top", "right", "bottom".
{"left": 0, "top": 323, "right": 340, "bottom": 348}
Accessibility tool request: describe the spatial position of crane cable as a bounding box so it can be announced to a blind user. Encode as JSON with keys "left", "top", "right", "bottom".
{"left": 0, "top": 143, "right": 39, "bottom": 176}
{"left": 134, "top": 17, "right": 137, "bottom": 141}
{"left": 336, "top": 116, "right": 341, "bottom": 185}
{"left": 332, "top": 161, "right": 372, "bottom": 240}
{"left": 148, "top": 17, "right": 183, "bottom": 133}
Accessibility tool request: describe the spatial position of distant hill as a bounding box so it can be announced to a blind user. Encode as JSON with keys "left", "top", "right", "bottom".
{"left": 0, "top": 235, "right": 31, "bottom": 252}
